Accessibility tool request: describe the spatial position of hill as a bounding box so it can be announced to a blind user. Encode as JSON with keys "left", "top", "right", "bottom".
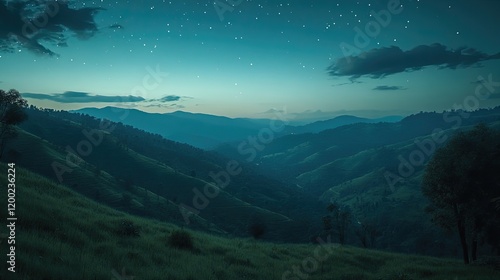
{"left": 74, "top": 107, "right": 402, "bottom": 149}
{"left": 1, "top": 164, "right": 499, "bottom": 279}
{"left": 286, "top": 115, "right": 403, "bottom": 134}
{"left": 4, "top": 106, "right": 500, "bottom": 259}
{"left": 73, "top": 107, "right": 273, "bottom": 149}
{"left": 11, "top": 107, "right": 323, "bottom": 242}
{"left": 215, "top": 107, "right": 500, "bottom": 255}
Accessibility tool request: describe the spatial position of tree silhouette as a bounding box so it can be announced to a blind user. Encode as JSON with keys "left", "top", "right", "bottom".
{"left": 0, "top": 89, "right": 28, "bottom": 159}
{"left": 422, "top": 124, "right": 500, "bottom": 264}
{"left": 324, "top": 202, "right": 351, "bottom": 245}
{"left": 248, "top": 221, "right": 266, "bottom": 239}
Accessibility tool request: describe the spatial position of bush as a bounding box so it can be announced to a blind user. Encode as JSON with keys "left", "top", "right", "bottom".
{"left": 118, "top": 220, "right": 140, "bottom": 237}
{"left": 168, "top": 230, "right": 194, "bottom": 250}
{"left": 248, "top": 222, "right": 266, "bottom": 239}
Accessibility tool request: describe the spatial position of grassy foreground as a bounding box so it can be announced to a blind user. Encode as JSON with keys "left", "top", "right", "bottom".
{"left": 0, "top": 164, "right": 499, "bottom": 280}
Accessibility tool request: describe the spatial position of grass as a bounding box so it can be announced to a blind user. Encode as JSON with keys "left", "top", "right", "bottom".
{"left": 5, "top": 128, "right": 295, "bottom": 238}
{"left": 0, "top": 164, "right": 499, "bottom": 279}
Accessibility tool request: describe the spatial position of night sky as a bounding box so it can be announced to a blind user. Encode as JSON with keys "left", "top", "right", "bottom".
{"left": 1, "top": 0, "right": 500, "bottom": 120}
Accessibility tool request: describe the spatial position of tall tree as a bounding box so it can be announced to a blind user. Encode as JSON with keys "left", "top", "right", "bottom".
{"left": 0, "top": 89, "right": 28, "bottom": 159}
{"left": 324, "top": 202, "right": 351, "bottom": 245}
{"left": 422, "top": 124, "right": 500, "bottom": 264}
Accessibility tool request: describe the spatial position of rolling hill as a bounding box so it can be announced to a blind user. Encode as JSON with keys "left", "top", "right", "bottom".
{"left": 11, "top": 107, "right": 324, "bottom": 242}
{"left": 4, "top": 105, "right": 500, "bottom": 260}
{"left": 73, "top": 107, "right": 274, "bottom": 149}
{"left": 74, "top": 107, "right": 402, "bottom": 149}
{"left": 1, "top": 164, "right": 499, "bottom": 279}
{"left": 215, "top": 107, "right": 500, "bottom": 255}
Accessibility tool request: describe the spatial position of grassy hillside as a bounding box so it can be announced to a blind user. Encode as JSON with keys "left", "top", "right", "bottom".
{"left": 1, "top": 165, "right": 499, "bottom": 279}
{"left": 19, "top": 107, "right": 319, "bottom": 217}
{"left": 215, "top": 108, "right": 500, "bottom": 256}
{"left": 3, "top": 126, "right": 299, "bottom": 241}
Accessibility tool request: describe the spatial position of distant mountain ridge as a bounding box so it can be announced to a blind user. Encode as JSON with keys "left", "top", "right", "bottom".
{"left": 286, "top": 115, "right": 403, "bottom": 134}
{"left": 73, "top": 107, "right": 403, "bottom": 149}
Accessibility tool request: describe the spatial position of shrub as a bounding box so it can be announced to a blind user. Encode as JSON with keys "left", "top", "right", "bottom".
{"left": 117, "top": 220, "right": 140, "bottom": 237}
{"left": 248, "top": 222, "right": 266, "bottom": 239}
{"left": 168, "top": 230, "right": 194, "bottom": 250}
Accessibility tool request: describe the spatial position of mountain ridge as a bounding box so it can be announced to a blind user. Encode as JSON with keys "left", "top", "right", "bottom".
{"left": 73, "top": 106, "right": 403, "bottom": 149}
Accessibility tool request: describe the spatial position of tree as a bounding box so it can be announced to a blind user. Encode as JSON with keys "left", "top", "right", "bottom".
{"left": 355, "top": 220, "right": 379, "bottom": 248}
{"left": 422, "top": 124, "right": 500, "bottom": 264}
{"left": 0, "top": 89, "right": 28, "bottom": 159}
{"left": 323, "top": 202, "right": 351, "bottom": 245}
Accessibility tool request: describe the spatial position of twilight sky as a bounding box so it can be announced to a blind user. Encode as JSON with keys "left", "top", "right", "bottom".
{"left": 1, "top": 0, "right": 500, "bottom": 120}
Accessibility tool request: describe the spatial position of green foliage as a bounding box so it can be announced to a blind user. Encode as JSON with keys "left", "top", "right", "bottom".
{"left": 422, "top": 124, "right": 500, "bottom": 264}
{"left": 0, "top": 89, "right": 28, "bottom": 158}
{"left": 168, "top": 229, "right": 194, "bottom": 250}
{"left": 0, "top": 89, "right": 28, "bottom": 125}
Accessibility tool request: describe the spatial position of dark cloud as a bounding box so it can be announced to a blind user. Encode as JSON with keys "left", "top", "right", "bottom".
{"left": 158, "top": 95, "right": 181, "bottom": 102}
{"left": 145, "top": 95, "right": 189, "bottom": 103}
{"left": 0, "top": 0, "right": 104, "bottom": 56}
{"left": 327, "top": 43, "right": 500, "bottom": 80}
{"left": 373, "top": 85, "right": 406, "bottom": 91}
{"left": 22, "top": 91, "right": 145, "bottom": 103}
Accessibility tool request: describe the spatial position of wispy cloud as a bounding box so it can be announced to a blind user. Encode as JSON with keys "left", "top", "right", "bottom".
{"left": 22, "top": 92, "right": 192, "bottom": 106}
{"left": 22, "top": 91, "right": 145, "bottom": 103}
{"left": 327, "top": 43, "right": 500, "bottom": 80}
{"left": 152, "top": 95, "right": 181, "bottom": 102}
{"left": 144, "top": 103, "right": 185, "bottom": 109}
{"left": 259, "top": 108, "right": 286, "bottom": 114}
{"left": 372, "top": 85, "right": 407, "bottom": 91}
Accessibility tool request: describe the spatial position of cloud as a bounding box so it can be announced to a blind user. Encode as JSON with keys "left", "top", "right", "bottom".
{"left": 0, "top": 0, "right": 104, "bottom": 56}
{"left": 22, "top": 91, "right": 145, "bottom": 103}
{"left": 145, "top": 95, "right": 184, "bottom": 103}
{"left": 22, "top": 92, "right": 193, "bottom": 106}
{"left": 158, "top": 95, "right": 181, "bottom": 102}
{"left": 259, "top": 108, "right": 285, "bottom": 114}
{"left": 372, "top": 85, "right": 406, "bottom": 91}
{"left": 144, "top": 103, "right": 185, "bottom": 109}
{"left": 327, "top": 43, "right": 500, "bottom": 80}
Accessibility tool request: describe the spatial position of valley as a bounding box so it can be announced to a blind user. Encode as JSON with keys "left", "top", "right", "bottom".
{"left": 2, "top": 106, "right": 498, "bottom": 259}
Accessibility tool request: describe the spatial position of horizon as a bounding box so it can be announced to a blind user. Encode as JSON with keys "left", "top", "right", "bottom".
{"left": 1, "top": 0, "right": 500, "bottom": 119}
